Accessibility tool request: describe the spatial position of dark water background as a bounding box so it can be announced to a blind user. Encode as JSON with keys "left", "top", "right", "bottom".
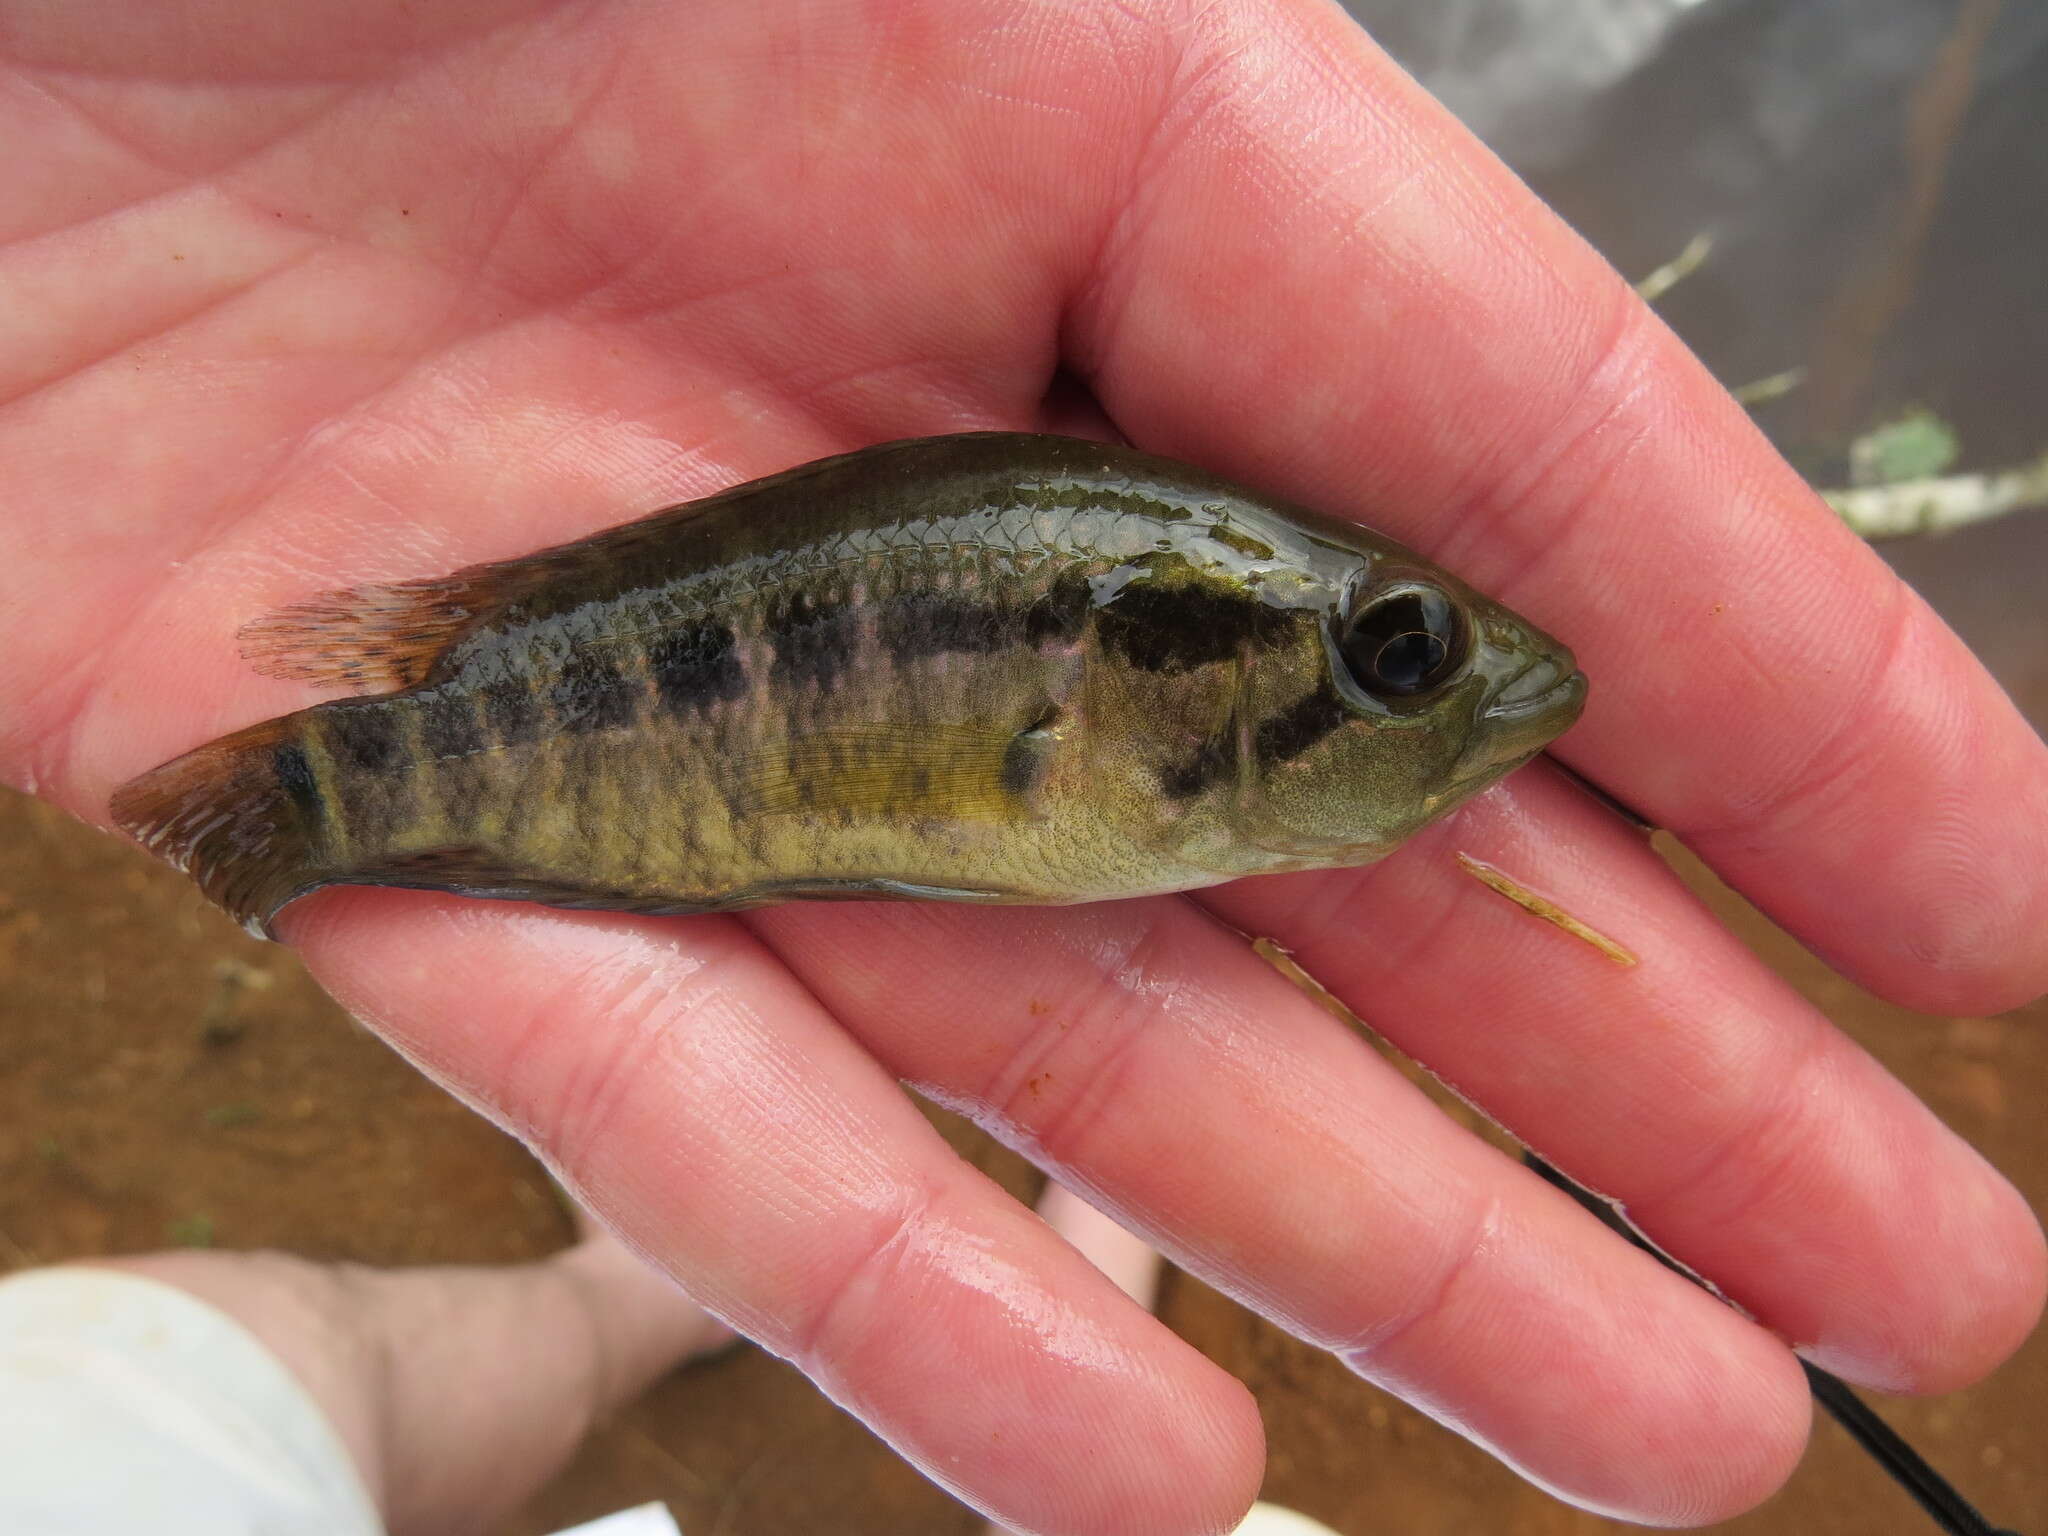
{"left": 1350, "top": 0, "right": 2048, "bottom": 720}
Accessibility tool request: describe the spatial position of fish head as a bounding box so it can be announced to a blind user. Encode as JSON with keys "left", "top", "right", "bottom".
{"left": 1219, "top": 522, "right": 1586, "bottom": 869}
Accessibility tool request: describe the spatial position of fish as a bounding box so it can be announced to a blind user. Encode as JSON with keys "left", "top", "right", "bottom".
{"left": 111, "top": 432, "right": 1586, "bottom": 939}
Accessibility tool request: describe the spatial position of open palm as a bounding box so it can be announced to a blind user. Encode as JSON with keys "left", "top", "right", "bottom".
{"left": 7, "top": 3, "right": 2046, "bottom": 1531}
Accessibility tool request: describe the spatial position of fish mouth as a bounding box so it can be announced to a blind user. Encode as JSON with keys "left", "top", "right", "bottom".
{"left": 1484, "top": 658, "right": 1587, "bottom": 726}
{"left": 1454, "top": 659, "right": 1587, "bottom": 787}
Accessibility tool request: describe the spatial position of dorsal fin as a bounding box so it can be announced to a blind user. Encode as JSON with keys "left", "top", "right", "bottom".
{"left": 233, "top": 438, "right": 1023, "bottom": 695}
{"left": 234, "top": 489, "right": 737, "bottom": 694}
{"left": 232, "top": 454, "right": 862, "bottom": 694}
{"left": 237, "top": 566, "right": 537, "bottom": 694}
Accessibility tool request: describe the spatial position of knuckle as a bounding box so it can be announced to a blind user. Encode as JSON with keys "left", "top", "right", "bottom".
{"left": 978, "top": 910, "right": 1190, "bottom": 1163}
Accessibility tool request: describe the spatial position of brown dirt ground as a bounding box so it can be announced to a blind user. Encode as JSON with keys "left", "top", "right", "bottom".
{"left": 3, "top": 718, "right": 2043, "bottom": 1536}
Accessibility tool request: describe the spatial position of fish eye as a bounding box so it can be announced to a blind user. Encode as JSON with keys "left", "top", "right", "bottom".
{"left": 1340, "top": 586, "right": 1469, "bottom": 699}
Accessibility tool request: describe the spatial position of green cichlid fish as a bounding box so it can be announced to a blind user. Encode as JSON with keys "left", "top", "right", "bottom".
{"left": 113, "top": 433, "right": 1586, "bottom": 938}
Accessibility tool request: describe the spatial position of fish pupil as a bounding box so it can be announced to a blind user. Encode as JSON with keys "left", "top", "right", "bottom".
{"left": 1342, "top": 587, "right": 1466, "bottom": 698}
{"left": 1374, "top": 631, "right": 1445, "bottom": 690}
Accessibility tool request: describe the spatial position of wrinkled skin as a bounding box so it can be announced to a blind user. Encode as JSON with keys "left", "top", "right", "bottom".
{"left": 3, "top": 3, "right": 2046, "bottom": 1532}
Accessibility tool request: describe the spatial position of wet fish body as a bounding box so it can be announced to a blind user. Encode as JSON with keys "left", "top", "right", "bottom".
{"left": 113, "top": 434, "right": 1586, "bottom": 936}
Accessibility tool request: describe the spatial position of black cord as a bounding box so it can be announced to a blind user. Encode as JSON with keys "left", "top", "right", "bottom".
{"left": 1799, "top": 1363, "right": 2018, "bottom": 1536}
{"left": 1519, "top": 1152, "right": 2023, "bottom": 1536}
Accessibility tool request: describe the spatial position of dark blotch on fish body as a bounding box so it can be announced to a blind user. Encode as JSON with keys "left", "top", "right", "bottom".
{"left": 1255, "top": 684, "right": 1349, "bottom": 766}
{"left": 415, "top": 675, "right": 543, "bottom": 758}
{"left": 768, "top": 592, "right": 860, "bottom": 692}
{"left": 328, "top": 704, "right": 405, "bottom": 774}
{"left": 272, "top": 742, "right": 324, "bottom": 828}
{"left": 879, "top": 594, "right": 1010, "bottom": 661}
{"left": 1096, "top": 582, "right": 1298, "bottom": 673}
{"left": 551, "top": 651, "right": 639, "bottom": 732}
{"left": 1022, "top": 569, "right": 1093, "bottom": 647}
{"left": 417, "top": 686, "right": 489, "bottom": 759}
{"left": 1158, "top": 735, "right": 1235, "bottom": 799}
{"left": 481, "top": 676, "right": 544, "bottom": 745}
{"left": 650, "top": 623, "right": 745, "bottom": 713}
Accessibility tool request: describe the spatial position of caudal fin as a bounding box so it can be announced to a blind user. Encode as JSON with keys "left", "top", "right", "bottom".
{"left": 110, "top": 717, "right": 327, "bottom": 939}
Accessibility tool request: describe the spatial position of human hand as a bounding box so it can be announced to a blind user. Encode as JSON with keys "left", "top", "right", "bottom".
{"left": 6, "top": 3, "right": 2044, "bottom": 1531}
{"left": 25, "top": 1217, "right": 727, "bottom": 1535}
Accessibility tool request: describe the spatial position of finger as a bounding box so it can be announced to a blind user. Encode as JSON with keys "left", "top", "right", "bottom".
{"left": 1063, "top": 0, "right": 2048, "bottom": 1014}
{"left": 284, "top": 890, "right": 1263, "bottom": 1536}
{"left": 1201, "top": 764, "right": 2048, "bottom": 1395}
{"left": 744, "top": 899, "right": 1812, "bottom": 1525}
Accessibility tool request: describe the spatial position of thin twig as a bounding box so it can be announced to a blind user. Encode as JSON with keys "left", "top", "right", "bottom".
{"left": 1730, "top": 367, "right": 1807, "bottom": 407}
{"left": 1823, "top": 454, "right": 2048, "bottom": 538}
{"left": 1455, "top": 854, "right": 1638, "bottom": 967}
{"left": 1634, "top": 233, "right": 1714, "bottom": 304}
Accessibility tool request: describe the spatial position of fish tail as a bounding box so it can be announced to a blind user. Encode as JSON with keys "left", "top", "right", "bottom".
{"left": 110, "top": 716, "right": 330, "bottom": 939}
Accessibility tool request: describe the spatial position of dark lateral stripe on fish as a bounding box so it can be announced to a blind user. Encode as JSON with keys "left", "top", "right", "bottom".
{"left": 1021, "top": 570, "right": 1093, "bottom": 646}
{"left": 392, "top": 675, "right": 551, "bottom": 760}
{"left": 416, "top": 686, "right": 491, "bottom": 759}
{"left": 550, "top": 650, "right": 640, "bottom": 732}
{"left": 481, "top": 676, "right": 545, "bottom": 743}
{"left": 327, "top": 704, "right": 406, "bottom": 774}
{"left": 415, "top": 676, "right": 544, "bottom": 759}
{"left": 767, "top": 593, "right": 861, "bottom": 692}
{"left": 878, "top": 594, "right": 1010, "bottom": 660}
{"left": 649, "top": 623, "right": 746, "bottom": 713}
{"left": 1158, "top": 735, "right": 1234, "bottom": 799}
{"left": 1096, "top": 582, "right": 1299, "bottom": 673}
{"left": 1255, "top": 683, "right": 1349, "bottom": 765}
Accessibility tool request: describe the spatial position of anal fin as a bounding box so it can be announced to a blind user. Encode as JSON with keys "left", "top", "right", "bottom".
{"left": 725, "top": 876, "right": 1026, "bottom": 905}
{"left": 340, "top": 850, "right": 1033, "bottom": 917}
{"left": 356, "top": 848, "right": 718, "bottom": 915}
